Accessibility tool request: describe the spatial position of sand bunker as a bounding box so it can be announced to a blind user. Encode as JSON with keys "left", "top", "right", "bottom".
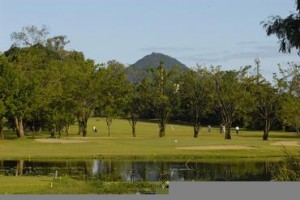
{"left": 35, "top": 138, "right": 86, "bottom": 144}
{"left": 176, "top": 145, "right": 256, "bottom": 150}
{"left": 271, "top": 141, "right": 300, "bottom": 147}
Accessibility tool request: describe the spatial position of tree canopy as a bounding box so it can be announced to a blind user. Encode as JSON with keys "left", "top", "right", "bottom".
{"left": 262, "top": 1, "right": 300, "bottom": 55}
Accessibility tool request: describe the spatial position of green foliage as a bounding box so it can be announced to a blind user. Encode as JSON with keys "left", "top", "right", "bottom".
{"left": 249, "top": 81, "right": 279, "bottom": 140}
{"left": 2, "top": 25, "right": 299, "bottom": 141}
{"left": 10, "top": 25, "right": 50, "bottom": 47}
{"left": 207, "top": 66, "right": 252, "bottom": 139}
{"left": 178, "top": 68, "right": 211, "bottom": 137}
{"left": 96, "top": 60, "right": 130, "bottom": 136}
{"left": 96, "top": 182, "right": 159, "bottom": 194}
{"left": 275, "top": 64, "right": 300, "bottom": 134}
{"left": 262, "top": 1, "right": 300, "bottom": 55}
{"left": 268, "top": 147, "right": 300, "bottom": 181}
{"left": 146, "top": 62, "right": 179, "bottom": 137}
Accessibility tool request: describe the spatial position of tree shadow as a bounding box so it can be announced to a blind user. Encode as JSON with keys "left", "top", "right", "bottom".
{"left": 238, "top": 133, "right": 300, "bottom": 139}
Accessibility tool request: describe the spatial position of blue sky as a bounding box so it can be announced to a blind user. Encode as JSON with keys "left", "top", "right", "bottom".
{"left": 0, "top": 0, "right": 299, "bottom": 79}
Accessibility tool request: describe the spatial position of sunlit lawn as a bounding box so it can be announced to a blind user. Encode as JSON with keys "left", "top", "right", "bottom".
{"left": 0, "top": 118, "right": 299, "bottom": 161}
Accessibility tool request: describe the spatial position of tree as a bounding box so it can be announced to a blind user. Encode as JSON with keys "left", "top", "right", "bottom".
{"left": 11, "top": 25, "right": 50, "bottom": 47}
{"left": 262, "top": 1, "right": 300, "bottom": 54}
{"left": 124, "top": 80, "right": 151, "bottom": 137}
{"left": 275, "top": 63, "right": 300, "bottom": 134}
{"left": 179, "top": 68, "right": 211, "bottom": 138}
{"left": 281, "top": 94, "right": 300, "bottom": 134}
{"left": 97, "top": 60, "right": 130, "bottom": 136}
{"left": 148, "top": 62, "right": 177, "bottom": 137}
{"left": 250, "top": 82, "right": 279, "bottom": 140}
{"left": 3, "top": 45, "right": 60, "bottom": 137}
{"left": 0, "top": 55, "right": 10, "bottom": 140}
{"left": 208, "top": 66, "right": 251, "bottom": 139}
{"left": 65, "top": 51, "right": 101, "bottom": 137}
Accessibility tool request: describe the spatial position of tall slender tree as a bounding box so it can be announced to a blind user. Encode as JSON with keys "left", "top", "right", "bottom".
{"left": 148, "top": 62, "right": 178, "bottom": 137}
{"left": 97, "top": 60, "right": 130, "bottom": 136}
{"left": 179, "top": 68, "right": 211, "bottom": 138}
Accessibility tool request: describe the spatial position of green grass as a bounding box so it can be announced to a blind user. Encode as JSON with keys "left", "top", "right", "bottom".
{"left": 0, "top": 176, "right": 165, "bottom": 194}
{"left": 0, "top": 117, "right": 300, "bottom": 161}
{"left": 0, "top": 119, "right": 299, "bottom": 194}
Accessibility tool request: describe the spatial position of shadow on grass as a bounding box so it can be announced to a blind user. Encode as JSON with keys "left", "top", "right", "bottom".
{"left": 2, "top": 130, "right": 55, "bottom": 141}
{"left": 238, "top": 133, "right": 300, "bottom": 139}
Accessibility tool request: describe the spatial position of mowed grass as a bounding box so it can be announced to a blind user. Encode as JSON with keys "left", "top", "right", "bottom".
{"left": 0, "top": 117, "right": 300, "bottom": 161}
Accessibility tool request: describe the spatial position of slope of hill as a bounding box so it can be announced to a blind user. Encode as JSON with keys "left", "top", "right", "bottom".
{"left": 126, "top": 52, "right": 189, "bottom": 81}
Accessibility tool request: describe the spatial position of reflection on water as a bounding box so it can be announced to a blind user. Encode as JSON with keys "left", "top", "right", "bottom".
{"left": 0, "top": 160, "right": 272, "bottom": 181}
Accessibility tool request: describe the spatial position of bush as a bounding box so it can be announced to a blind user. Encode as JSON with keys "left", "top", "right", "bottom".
{"left": 268, "top": 147, "right": 300, "bottom": 181}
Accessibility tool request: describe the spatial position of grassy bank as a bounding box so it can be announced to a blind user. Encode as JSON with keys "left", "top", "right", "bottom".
{"left": 0, "top": 118, "right": 300, "bottom": 161}
{"left": 0, "top": 176, "right": 166, "bottom": 194}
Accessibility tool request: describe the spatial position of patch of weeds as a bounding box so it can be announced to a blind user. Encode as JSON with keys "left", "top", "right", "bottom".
{"left": 96, "top": 182, "right": 160, "bottom": 194}
{"left": 267, "top": 146, "right": 300, "bottom": 181}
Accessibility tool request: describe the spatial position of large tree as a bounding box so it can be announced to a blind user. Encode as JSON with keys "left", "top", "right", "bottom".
{"left": 4, "top": 45, "right": 60, "bottom": 137}
{"left": 97, "top": 60, "right": 130, "bottom": 136}
{"left": 250, "top": 82, "right": 279, "bottom": 140}
{"left": 0, "top": 55, "right": 10, "bottom": 139}
{"left": 208, "top": 66, "right": 251, "bottom": 139}
{"left": 179, "top": 68, "right": 211, "bottom": 138}
{"left": 148, "top": 62, "right": 178, "bottom": 137}
{"left": 262, "top": 1, "right": 300, "bottom": 54}
{"left": 275, "top": 64, "right": 300, "bottom": 134}
{"left": 66, "top": 51, "right": 101, "bottom": 137}
{"left": 124, "top": 81, "right": 150, "bottom": 137}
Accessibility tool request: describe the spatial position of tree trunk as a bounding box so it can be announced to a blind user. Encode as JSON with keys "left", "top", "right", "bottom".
{"left": 225, "top": 124, "right": 231, "bottom": 139}
{"left": 193, "top": 124, "right": 200, "bottom": 138}
{"left": 65, "top": 124, "right": 70, "bottom": 136}
{"left": 158, "top": 114, "right": 167, "bottom": 137}
{"left": 263, "top": 118, "right": 269, "bottom": 140}
{"left": 82, "top": 120, "right": 87, "bottom": 137}
{"left": 106, "top": 117, "right": 112, "bottom": 137}
{"left": 158, "top": 104, "right": 168, "bottom": 137}
{"left": 193, "top": 112, "right": 200, "bottom": 138}
{"left": 132, "top": 125, "right": 136, "bottom": 137}
{"left": 0, "top": 126, "right": 3, "bottom": 140}
{"left": 0, "top": 118, "right": 4, "bottom": 140}
{"left": 78, "top": 119, "right": 88, "bottom": 137}
{"left": 15, "top": 116, "right": 25, "bottom": 137}
{"left": 263, "top": 130, "right": 269, "bottom": 140}
{"left": 159, "top": 126, "right": 165, "bottom": 137}
{"left": 0, "top": 130, "right": 3, "bottom": 140}
{"left": 129, "top": 113, "right": 137, "bottom": 137}
{"left": 16, "top": 160, "right": 24, "bottom": 176}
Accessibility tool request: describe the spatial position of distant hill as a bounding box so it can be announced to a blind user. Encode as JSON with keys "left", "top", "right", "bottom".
{"left": 126, "top": 52, "right": 189, "bottom": 82}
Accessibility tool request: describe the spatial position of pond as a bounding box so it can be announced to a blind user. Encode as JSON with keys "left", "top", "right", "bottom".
{"left": 0, "top": 159, "right": 274, "bottom": 181}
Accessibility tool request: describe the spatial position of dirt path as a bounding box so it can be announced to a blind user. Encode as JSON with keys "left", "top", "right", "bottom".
{"left": 271, "top": 141, "right": 300, "bottom": 147}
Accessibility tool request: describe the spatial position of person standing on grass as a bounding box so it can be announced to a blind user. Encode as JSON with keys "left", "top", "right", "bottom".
{"left": 93, "top": 126, "right": 97, "bottom": 133}
{"left": 222, "top": 125, "right": 225, "bottom": 134}
{"left": 208, "top": 125, "right": 211, "bottom": 132}
{"left": 235, "top": 126, "right": 239, "bottom": 134}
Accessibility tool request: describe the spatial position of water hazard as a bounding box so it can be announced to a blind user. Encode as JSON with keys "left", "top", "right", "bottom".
{"left": 0, "top": 160, "right": 273, "bottom": 181}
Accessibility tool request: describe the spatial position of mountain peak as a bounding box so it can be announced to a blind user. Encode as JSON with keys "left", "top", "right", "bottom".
{"left": 126, "top": 52, "right": 189, "bottom": 82}
{"left": 131, "top": 52, "right": 188, "bottom": 71}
